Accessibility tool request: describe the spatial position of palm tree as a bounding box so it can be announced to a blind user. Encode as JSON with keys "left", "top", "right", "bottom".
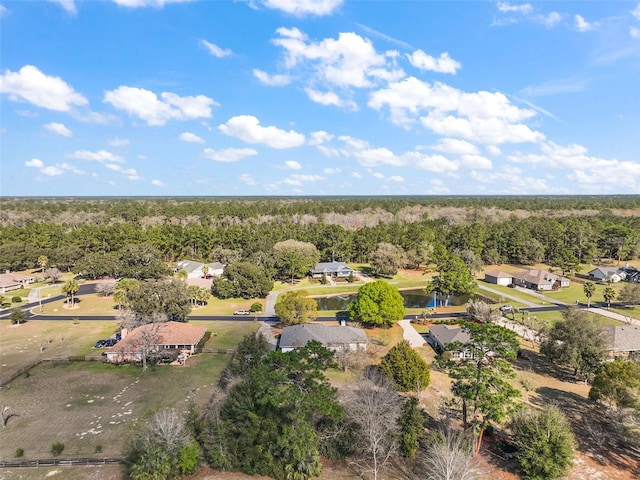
{"left": 583, "top": 281, "right": 596, "bottom": 308}
{"left": 603, "top": 287, "right": 616, "bottom": 310}
{"left": 62, "top": 279, "right": 80, "bottom": 307}
{"left": 114, "top": 278, "right": 140, "bottom": 309}
{"left": 202, "top": 264, "right": 209, "bottom": 277}
{"left": 37, "top": 255, "right": 48, "bottom": 273}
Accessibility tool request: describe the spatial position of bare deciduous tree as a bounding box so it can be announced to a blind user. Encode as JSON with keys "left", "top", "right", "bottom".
{"left": 95, "top": 279, "right": 117, "bottom": 297}
{"left": 43, "top": 267, "right": 62, "bottom": 283}
{"left": 334, "top": 345, "right": 368, "bottom": 373}
{"left": 343, "top": 369, "right": 402, "bottom": 480}
{"left": 420, "top": 427, "right": 482, "bottom": 480}
{"left": 465, "top": 299, "right": 500, "bottom": 324}
{"left": 146, "top": 408, "right": 190, "bottom": 453}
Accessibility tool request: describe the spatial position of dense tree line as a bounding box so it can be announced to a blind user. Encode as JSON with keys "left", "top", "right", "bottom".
{"left": 1, "top": 198, "right": 639, "bottom": 277}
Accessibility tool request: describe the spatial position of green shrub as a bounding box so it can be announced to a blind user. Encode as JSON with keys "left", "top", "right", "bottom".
{"left": 50, "top": 441, "right": 64, "bottom": 456}
{"left": 11, "top": 296, "right": 22, "bottom": 303}
{"left": 250, "top": 302, "right": 263, "bottom": 313}
{"left": 95, "top": 444, "right": 102, "bottom": 453}
{"left": 15, "top": 448, "right": 24, "bottom": 458}
{"left": 380, "top": 340, "right": 431, "bottom": 392}
{"left": 178, "top": 440, "right": 200, "bottom": 474}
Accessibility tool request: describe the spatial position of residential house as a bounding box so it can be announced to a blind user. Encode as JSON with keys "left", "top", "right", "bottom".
{"left": 0, "top": 272, "right": 36, "bottom": 294}
{"left": 427, "top": 324, "right": 474, "bottom": 360}
{"left": 105, "top": 321, "right": 207, "bottom": 363}
{"left": 588, "top": 266, "right": 626, "bottom": 283}
{"left": 174, "top": 260, "right": 224, "bottom": 279}
{"left": 484, "top": 270, "right": 513, "bottom": 286}
{"left": 279, "top": 324, "right": 367, "bottom": 353}
{"left": 310, "top": 262, "right": 355, "bottom": 279}
{"left": 603, "top": 325, "right": 640, "bottom": 359}
{"left": 621, "top": 266, "right": 640, "bottom": 284}
{"left": 512, "top": 269, "right": 569, "bottom": 291}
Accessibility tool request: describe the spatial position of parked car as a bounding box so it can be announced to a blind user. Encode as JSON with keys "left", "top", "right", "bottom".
{"left": 104, "top": 338, "right": 117, "bottom": 347}
{"left": 233, "top": 309, "right": 251, "bottom": 315}
{"left": 499, "top": 305, "right": 514, "bottom": 313}
{"left": 115, "top": 332, "right": 122, "bottom": 341}
{"left": 94, "top": 339, "right": 106, "bottom": 348}
{"left": 507, "top": 283, "right": 516, "bottom": 288}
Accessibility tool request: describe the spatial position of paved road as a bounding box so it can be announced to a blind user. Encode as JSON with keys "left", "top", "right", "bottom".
{"left": 398, "top": 320, "right": 427, "bottom": 347}
{"left": 477, "top": 283, "right": 538, "bottom": 307}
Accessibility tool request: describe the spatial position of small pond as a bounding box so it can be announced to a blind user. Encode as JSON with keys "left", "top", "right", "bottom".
{"left": 314, "top": 288, "right": 475, "bottom": 311}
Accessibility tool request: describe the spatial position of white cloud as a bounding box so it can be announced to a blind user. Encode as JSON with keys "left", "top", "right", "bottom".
{"left": 47, "top": 0, "right": 77, "bottom": 14}
{"left": 218, "top": 115, "right": 305, "bottom": 149}
{"left": 272, "top": 28, "right": 403, "bottom": 89}
{"left": 283, "top": 173, "right": 323, "bottom": 186}
{"left": 351, "top": 171, "right": 362, "bottom": 179}
{"left": 323, "top": 167, "right": 341, "bottom": 174}
{"left": 0, "top": 65, "right": 88, "bottom": 112}
{"left": 0, "top": 5, "right": 8, "bottom": 16}
{"left": 631, "top": 27, "right": 640, "bottom": 39}
{"left": 430, "top": 138, "right": 479, "bottom": 155}
{"left": 284, "top": 160, "right": 302, "bottom": 170}
{"left": 460, "top": 154, "right": 492, "bottom": 170}
{"left": 574, "top": 14, "right": 596, "bottom": 32}
{"left": 151, "top": 179, "right": 164, "bottom": 186}
{"left": 261, "top": 0, "right": 342, "bottom": 17}
{"left": 112, "top": 0, "right": 194, "bottom": 7}
{"left": 25, "top": 158, "right": 44, "bottom": 168}
{"left": 427, "top": 178, "right": 449, "bottom": 194}
{"left": 631, "top": 3, "right": 640, "bottom": 20}
{"left": 43, "top": 122, "right": 72, "bottom": 137}
{"left": 308, "top": 130, "right": 334, "bottom": 145}
{"left": 105, "top": 163, "right": 139, "bottom": 180}
{"left": 304, "top": 88, "right": 356, "bottom": 109}
{"left": 108, "top": 137, "right": 130, "bottom": 147}
{"left": 104, "top": 86, "right": 216, "bottom": 126}
{"left": 201, "top": 39, "right": 232, "bottom": 58}
{"left": 253, "top": 69, "right": 292, "bottom": 86}
{"left": 372, "top": 172, "right": 385, "bottom": 179}
{"left": 203, "top": 147, "right": 258, "bottom": 162}
{"left": 539, "top": 11, "right": 561, "bottom": 28}
{"left": 179, "top": 132, "right": 205, "bottom": 143}
{"left": 496, "top": 2, "right": 533, "bottom": 14}
{"left": 239, "top": 174, "right": 256, "bottom": 185}
{"left": 68, "top": 149, "right": 125, "bottom": 163}
{"left": 390, "top": 175, "right": 404, "bottom": 182}
{"left": 41, "top": 166, "right": 64, "bottom": 176}
{"left": 486, "top": 145, "right": 502, "bottom": 156}
{"left": 471, "top": 167, "right": 550, "bottom": 193}
{"left": 406, "top": 50, "right": 461, "bottom": 74}
{"left": 25, "top": 158, "right": 64, "bottom": 176}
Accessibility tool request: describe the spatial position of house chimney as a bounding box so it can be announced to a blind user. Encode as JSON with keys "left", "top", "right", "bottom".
{"left": 121, "top": 328, "right": 129, "bottom": 339}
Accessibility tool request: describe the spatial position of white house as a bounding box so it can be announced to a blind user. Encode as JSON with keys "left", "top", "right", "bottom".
{"left": 310, "top": 262, "right": 355, "bottom": 279}
{"left": 484, "top": 270, "right": 513, "bottom": 286}
{"left": 0, "top": 272, "right": 35, "bottom": 294}
{"left": 588, "top": 266, "right": 626, "bottom": 283}
{"left": 174, "top": 260, "right": 224, "bottom": 279}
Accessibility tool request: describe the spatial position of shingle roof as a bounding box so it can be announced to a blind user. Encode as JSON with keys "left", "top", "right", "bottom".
{"left": 603, "top": 325, "right": 640, "bottom": 353}
{"left": 485, "top": 270, "right": 512, "bottom": 279}
{"left": 512, "top": 269, "right": 568, "bottom": 286}
{"left": 428, "top": 324, "right": 472, "bottom": 346}
{"left": 279, "top": 324, "right": 367, "bottom": 349}
{"left": 311, "top": 262, "right": 353, "bottom": 274}
{"left": 107, "top": 321, "right": 206, "bottom": 353}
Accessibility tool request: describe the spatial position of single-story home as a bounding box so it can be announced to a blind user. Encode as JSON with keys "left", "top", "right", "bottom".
{"left": 588, "top": 266, "right": 626, "bottom": 283}
{"left": 174, "top": 260, "right": 224, "bottom": 279}
{"left": 603, "top": 325, "right": 640, "bottom": 359}
{"left": 0, "top": 272, "right": 36, "bottom": 294}
{"left": 427, "top": 324, "right": 474, "bottom": 360}
{"left": 105, "top": 321, "right": 207, "bottom": 363}
{"left": 484, "top": 270, "right": 513, "bottom": 286}
{"left": 279, "top": 324, "right": 367, "bottom": 353}
{"left": 310, "top": 262, "right": 355, "bottom": 279}
{"left": 512, "top": 269, "right": 569, "bottom": 291}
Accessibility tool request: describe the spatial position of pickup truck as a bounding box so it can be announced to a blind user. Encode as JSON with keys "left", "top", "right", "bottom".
{"left": 233, "top": 309, "right": 251, "bottom": 315}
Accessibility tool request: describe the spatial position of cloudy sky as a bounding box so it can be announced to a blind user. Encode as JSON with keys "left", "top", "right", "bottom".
{"left": 1, "top": 0, "right": 639, "bottom": 196}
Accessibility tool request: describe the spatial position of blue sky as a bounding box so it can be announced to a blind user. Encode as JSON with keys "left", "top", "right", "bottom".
{"left": 1, "top": 0, "right": 639, "bottom": 196}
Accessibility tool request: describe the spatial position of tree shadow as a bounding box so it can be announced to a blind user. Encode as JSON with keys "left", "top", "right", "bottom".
{"left": 532, "top": 387, "right": 640, "bottom": 476}
{"left": 509, "top": 347, "right": 580, "bottom": 384}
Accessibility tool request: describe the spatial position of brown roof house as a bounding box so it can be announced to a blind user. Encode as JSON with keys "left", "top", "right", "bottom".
{"left": 603, "top": 325, "right": 640, "bottom": 359}
{"left": 0, "top": 272, "right": 35, "bottom": 294}
{"left": 106, "top": 321, "right": 206, "bottom": 364}
{"left": 512, "top": 269, "right": 569, "bottom": 291}
{"left": 279, "top": 324, "right": 367, "bottom": 353}
{"left": 484, "top": 270, "right": 513, "bottom": 286}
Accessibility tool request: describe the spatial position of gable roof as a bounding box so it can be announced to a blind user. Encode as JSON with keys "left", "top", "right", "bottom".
{"left": 311, "top": 262, "right": 354, "bottom": 274}
{"left": 175, "top": 260, "right": 224, "bottom": 273}
{"left": 279, "top": 324, "right": 367, "bottom": 349}
{"left": 428, "top": 324, "right": 472, "bottom": 346}
{"left": 603, "top": 325, "right": 640, "bottom": 353}
{"left": 513, "top": 269, "right": 568, "bottom": 286}
{"left": 107, "top": 321, "right": 206, "bottom": 353}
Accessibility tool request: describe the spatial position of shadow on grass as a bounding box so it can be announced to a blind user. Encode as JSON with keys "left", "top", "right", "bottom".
{"left": 532, "top": 387, "right": 640, "bottom": 476}
{"left": 509, "top": 347, "right": 581, "bottom": 384}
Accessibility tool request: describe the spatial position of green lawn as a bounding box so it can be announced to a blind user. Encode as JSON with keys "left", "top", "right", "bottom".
{"left": 512, "top": 309, "right": 624, "bottom": 330}
{"left": 542, "top": 281, "right": 626, "bottom": 304}
{"left": 478, "top": 281, "right": 547, "bottom": 305}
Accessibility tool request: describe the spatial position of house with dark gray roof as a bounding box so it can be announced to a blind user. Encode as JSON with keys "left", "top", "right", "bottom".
{"left": 310, "top": 262, "right": 355, "bottom": 279}
{"left": 588, "top": 266, "right": 626, "bottom": 283}
{"left": 427, "top": 324, "right": 474, "bottom": 360}
{"left": 603, "top": 325, "right": 640, "bottom": 359}
{"left": 279, "top": 324, "right": 367, "bottom": 352}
